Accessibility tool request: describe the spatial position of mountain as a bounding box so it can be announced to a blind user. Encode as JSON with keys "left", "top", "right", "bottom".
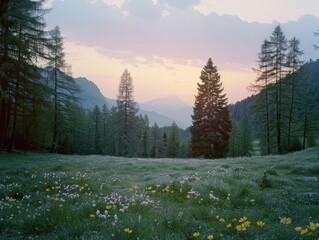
{"left": 75, "top": 77, "right": 189, "bottom": 128}
{"left": 141, "top": 96, "right": 193, "bottom": 128}
{"left": 76, "top": 77, "right": 107, "bottom": 109}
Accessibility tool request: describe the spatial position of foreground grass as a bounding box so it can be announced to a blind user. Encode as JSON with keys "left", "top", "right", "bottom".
{"left": 0, "top": 148, "right": 319, "bottom": 239}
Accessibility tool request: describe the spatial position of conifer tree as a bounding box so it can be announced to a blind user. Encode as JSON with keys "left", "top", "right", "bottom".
{"left": 269, "top": 25, "right": 288, "bottom": 154}
{"left": 0, "top": 0, "right": 49, "bottom": 150}
{"left": 286, "top": 37, "right": 303, "bottom": 151}
{"left": 191, "top": 58, "right": 232, "bottom": 158}
{"left": 47, "top": 26, "right": 79, "bottom": 152}
{"left": 167, "top": 122, "right": 179, "bottom": 158}
{"left": 116, "top": 69, "right": 138, "bottom": 156}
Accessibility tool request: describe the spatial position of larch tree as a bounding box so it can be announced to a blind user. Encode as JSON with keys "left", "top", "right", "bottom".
{"left": 286, "top": 37, "right": 303, "bottom": 151}
{"left": 116, "top": 69, "right": 138, "bottom": 156}
{"left": 47, "top": 26, "right": 79, "bottom": 152}
{"left": 0, "top": 0, "right": 49, "bottom": 150}
{"left": 250, "top": 40, "right": 274, "bottom": 154}
{"left": 269, "top": 25, "right": 288, "bottom": 154}
{"left": 191, "top": 58, "right": 232, "bottom": 158}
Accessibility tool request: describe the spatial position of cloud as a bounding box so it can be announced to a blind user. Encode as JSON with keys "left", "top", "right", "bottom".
{"left": 46, "top": 0, "right": 319, "bottom": 71}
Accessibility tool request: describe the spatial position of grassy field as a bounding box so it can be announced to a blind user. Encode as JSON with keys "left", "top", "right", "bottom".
{"left": 0, "top": 148, "right": 319, "bottom": 240}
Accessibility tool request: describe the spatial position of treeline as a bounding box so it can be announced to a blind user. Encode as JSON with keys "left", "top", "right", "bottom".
{"left": 228, "top": 26, "right": 319, "bottom": 156}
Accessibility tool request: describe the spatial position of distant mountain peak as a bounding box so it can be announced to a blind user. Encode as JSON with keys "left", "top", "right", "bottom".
{"left": 143, "top": 95, "right": 190, "bottom": 109}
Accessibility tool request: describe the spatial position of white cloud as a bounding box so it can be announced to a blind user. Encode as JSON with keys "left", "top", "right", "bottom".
{"left": 43, "top": 0, "right": 54, "bottom": 8}
{"left": 102, "top": 0, "right": 124, "bottom": 8}
{"left": 161, "top": 9, "right": 170, "bottom": 18}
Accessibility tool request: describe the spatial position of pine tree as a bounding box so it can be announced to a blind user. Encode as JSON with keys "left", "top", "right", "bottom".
{"left": 0, "top": 0, "right": 49, "bottom": 150}
{"left": 167, "top": 122, "right": 179, "bottom": 158}
{"left": 250, "top": 40, "right": 273, "bottom": 154}
{"left": 191, "top": 58, "right": 232, "bottom": 158}
{"left": 269, "top": 25, "right": 288, "bottom": 154}
{"left": 116, "top": 69, "right": 138, "bottom": 156}
{"left": 286, "top": 37, "right": 303, "bottom": 151}
{"left": 150, "top": 122, "right": 160, "bottom": 158}
{"left": 47, "top": 26, "right": 79, "bottom": 152}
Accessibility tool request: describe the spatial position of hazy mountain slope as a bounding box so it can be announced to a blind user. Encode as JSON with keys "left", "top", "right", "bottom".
{"left": 141, "top": 96, "right": 193, "bottom": 128}
{"left": 75, "top": 77, "right": 188, "bottom": 128}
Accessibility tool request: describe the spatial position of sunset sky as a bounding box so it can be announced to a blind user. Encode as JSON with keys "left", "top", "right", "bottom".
{"left": 44, "top": 0, "right": 319, "bottom": 105}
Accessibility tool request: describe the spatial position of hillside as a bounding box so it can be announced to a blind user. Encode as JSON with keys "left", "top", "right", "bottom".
{"left": 1, "top": 147, "right": 318, "bottom": 239}
{"left": 75, "top": 77, "right": 189, "bottom": 128}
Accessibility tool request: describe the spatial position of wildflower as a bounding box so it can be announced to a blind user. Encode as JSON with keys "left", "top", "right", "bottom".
{"left": 226, "top": 223, "right": 232, "bottom": 228}
{"left": 256, "top": 221, "right": 265, "bottom": 228}
{"left": 89, "top": 214, "right": 95, "bottom": 219}
{"left": 185, "top": 194, "right": 191, "bottom": 199}
{"left": 295, "top": 226, "right": 302, "bottom": 232}
{"left": 16, "top": 205, "right": 21, "bottom": 209}
{"left": 156, "top": 184, "right": 161, "bottom": 188}
{"left": 300, "top": 228, "right": 308, "bottom": 235}
{"left": 219, "top": 217, "right": 225, "bottom": 222}
{"left": 207, "top": 235, "right": 214, "bottom": 240}
{"left": 236, "top": 225, "right": 246, "bottom": 231}
{"left": 58, "top": 204, "right": 63, "bottom": 208}
{"left": 106, "top": 204, "right": 112, "bottom": 210}
{"left": 45, "top": 188, "right": 50, "bottom": 192}
{"left": 249, "top": 199, "right": 255, "bottom": 204}
{"left": 124, "top": 228, "right": 133, "bottom": 234}
{"left": 54, "top": 197, "right": 59, "bottom": 202}
{"left": 308, "top": 222, "right": 318, "bottom": 231}
{"left": 280, "top": 217, "right": 291, "bottom": 225}
{"left": 239, "top": 216, "right": 248, "bottom": 223}
{"left": 151, "top": 190, "right": 156, "bottom": 193}
{"left": 146, "top": 186, "right": 152, "bottom": 191}
{"left": 131, "top": 202, "right": 137, "bottom": 207}
{"left": 192, "top": 232, "right": 200, "bottom": 238}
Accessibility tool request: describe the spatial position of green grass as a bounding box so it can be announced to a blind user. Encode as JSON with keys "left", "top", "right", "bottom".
{"left": 0, "top": 148, "right": 319, "bottom": 239}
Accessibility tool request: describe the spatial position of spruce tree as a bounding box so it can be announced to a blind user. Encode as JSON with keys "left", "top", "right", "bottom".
{"left": 191, "top": 58, "right": 232, "bottom": 158}
{"left": 167, "top": 122, "right": 179, "bottom": 158}
{"left": 116, "top": 69, "right": 138, "bottom": 156}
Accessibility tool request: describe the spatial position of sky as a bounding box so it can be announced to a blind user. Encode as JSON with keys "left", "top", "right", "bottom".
{"left": 44, "top": 0, "right": 319, "bottom": 106}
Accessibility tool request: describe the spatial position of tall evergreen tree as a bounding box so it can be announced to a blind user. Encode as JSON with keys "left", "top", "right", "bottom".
{"left": 167, "top": 122, "right": 179, "bottom": 158}
{"left": 286, "top": 37, "right": 303, "bottom": 151}
{"left": 250, "top": 40, "right": 274, "bottom": 154}
{"left": 0, "top": 0, "right": 49, "bottom": 150}
{"left": 150, "top": 122, "right": 160, "bottom": 158}
{"left": 269, "top": 25, "right": 288, "bottom": 154}
{"left": 47, "top": 26, "right": 79, "bottom": 152}
{"left": 116, "top": 69, "right": 138, "bottom": 156}
{"left": 191, "top": 58, "right": 232, "bottom": 158}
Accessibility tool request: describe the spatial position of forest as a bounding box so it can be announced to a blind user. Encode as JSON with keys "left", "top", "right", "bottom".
{"left": 0, "top": 0, "right": 318, "bottom": 158}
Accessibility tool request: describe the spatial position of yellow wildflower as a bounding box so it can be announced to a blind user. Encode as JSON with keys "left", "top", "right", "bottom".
{"left": 45, "top": 188, "right": 50, "bottom": 192}
{"left": 295, "top": 226, "right": 302, "bottom": 232}
{"left": 218, "top": 217, "right": 225, "bottom": 222}
{"left": 106, "top": 204, "right": 112, "bottom": 210}
{"left": 151, "top": 190, "right": 156, "bottom": 193}
{"left": 131, "top": 202, "right": 137, "bottom": 207}
{"left": 156, "top": 184, "right": 161, "bottom": 188}
{"left": 124, "top": 228, "right": 133, "bottom": 234}
{"left": 226, "top": 223, "right": 232, "bottom": 228}
{"left": 54, "top": 197, "right": 59, "bottom": 202}
{"left": 58, "top": 204, "right": 63, "bottom": 208}
{"left": 192, "top": 232, "right": 200, "bottom": 238}
{"left": 300, "top": 228, "right": 308, "bottom": 235}
{"left": 185, "top": 194, "right": 191, "bottom": 199}
{"left": 132, "top": 184, "right": 139, "bottom": 190}
{"left": 207, "top": 235, "right": 214, "bottom": 240}
{"left": 308, "top": 222, "right": 318, "bottom": 231}
{"left": 239, "top": 216, "right": 248, "bottom": 223}
{"left": 146, "top": 186, "right": 152, "bottom": 191}
{"left": 89, "top": 214, "right": 95, "bottom": 219}
{"left": 250, "top": 199, "right": 255, "bottom": 204}
{"left": 280, "top": 217, "right": 291, "bottom": 225}
{"left": 256, "top": 221, "right": 265, "bottom": 228}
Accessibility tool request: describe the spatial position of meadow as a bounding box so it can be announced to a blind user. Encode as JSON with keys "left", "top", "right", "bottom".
{"left": 0, "top": 148, "right": 319, "bottom": 240}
